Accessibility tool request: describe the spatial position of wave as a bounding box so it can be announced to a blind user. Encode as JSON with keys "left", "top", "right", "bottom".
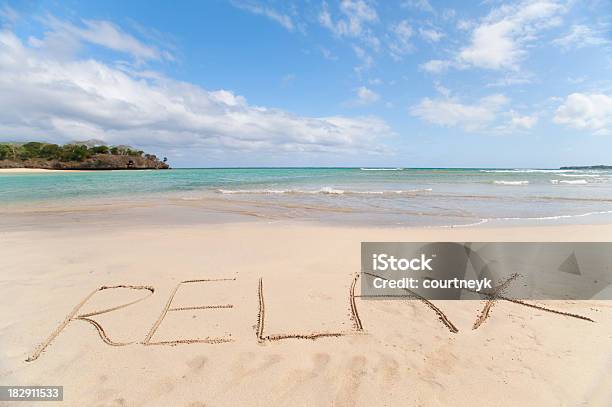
{"left": 550, "top": 179, "right": 588, "bottom": 185}
{"left": 443, "top": 219, "right": 490, "bottom": 228}
{"left": 481, "top": 169, "right": 576, "bottom": 173}
{"left": 360, "top": 168, "right": 403, "bottom": 171}
{"left": 217, "top": 187, "right": 432, "bottom": 195}
{"left": 217, "top": 188, "right": 293, "bottom": 194}
{"left": 315, "top": 187, "right": 345, "bottom": 194}
{"left": 559, "top": 173, "right": 602, "bottom": 178}
{"left": 493, "top": 180, "right": 529, "bottom": 185}
{"left": 495, "top": 210, "right": 612, "bottom": 221}
{"left": 446, "top": 210, "right": 612, "bottom": 227}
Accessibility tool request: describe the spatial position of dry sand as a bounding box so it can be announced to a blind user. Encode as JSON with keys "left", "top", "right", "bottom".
{"left": 1, "top": 220, "right": 611, "bottom": 406}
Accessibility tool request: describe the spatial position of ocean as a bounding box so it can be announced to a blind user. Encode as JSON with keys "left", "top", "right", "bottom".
{"left": 2, "top": 167, "right": 612, "bottom": 227}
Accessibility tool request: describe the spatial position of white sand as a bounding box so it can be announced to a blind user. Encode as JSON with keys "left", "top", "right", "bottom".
{"left": 1, "top": 222, "right": 611, "bottom": 406}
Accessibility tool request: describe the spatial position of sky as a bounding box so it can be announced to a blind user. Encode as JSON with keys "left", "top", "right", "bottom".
{"left": 0, "top": 0, "right": 611, "bottom": 168}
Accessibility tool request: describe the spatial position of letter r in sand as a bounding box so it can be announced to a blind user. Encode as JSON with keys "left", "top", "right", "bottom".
{"left": 26, "top": 285, "right": 155, "bottom": 362}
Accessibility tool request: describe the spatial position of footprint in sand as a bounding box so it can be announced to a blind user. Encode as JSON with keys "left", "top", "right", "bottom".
{"left": 312, "top": 352, "right": 331, "bottom": 373}
{"left": 334, "top": 355, "right": 367, "bottom": 407}
{"left": 272, "top": 352, "right": 333, "bottom": 404}
{"left": 186, "top": 355, "right": 208, "bottom": 372}
{"left": 111, "top": 398, "right": 127, "bottom": 406}
{"left": 375, "top": 354, "right": 399, "bottom": 382}
{"left": 229, "top": 352, "right": 283, "bottom": 385}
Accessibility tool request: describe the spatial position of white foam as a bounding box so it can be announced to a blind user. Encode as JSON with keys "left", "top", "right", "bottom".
{"left": 481, "top": 169, "right": 576, "bottom": 173}
{"left": 217, "top": 188, "right": 291, "bottom": 194}
{"left": 550, "top": 179, "right": 588, "bottom": 185}
{"left": 393, "top": 188, "right": 432, "bottom": 194}
{"left": 450, "top": 210, "right": 612, "bottom": 227}
{"left": 496, "top": 210, "right": 612, "bottom": 221}
{"left": 559, "top": 173, "right": 601, "bottom": 178}
{"left": 217, "top": 187, "right": 433, "bottom": 195}
{"left": 360, "top": 168, "right": 403, "bottom": 171}
{"left": 316, "top": 187, "right": 345, "bottom": 194}
{"left": 493, "top": 180, "right": 529, "bottom": 185}
{"left": 443, "top": 219, "right": 490, "bottom": 228}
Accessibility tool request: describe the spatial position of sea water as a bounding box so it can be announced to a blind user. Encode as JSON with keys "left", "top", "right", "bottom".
{"left": 2, "top": 168, "right": 612, "bottom": 227}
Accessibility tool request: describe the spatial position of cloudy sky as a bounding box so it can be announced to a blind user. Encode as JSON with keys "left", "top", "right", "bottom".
{"left": 0, "top": 0, "right": 611, "bottom": 167}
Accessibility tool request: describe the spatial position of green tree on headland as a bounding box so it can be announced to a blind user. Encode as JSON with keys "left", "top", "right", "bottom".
{"left": 0, "top": 142, "right": 154, "bottom": 163}
{"left": 60, "top": 144, "right": 92, "bottom": 161}
{"left": 90, "top": 145, "right": 109, "bottom": 154}
{"left": 0, "top": 144, "right": 11, "bottom": 160}
{"left": 40, "top": 143, "right": 61, "bottom": 159}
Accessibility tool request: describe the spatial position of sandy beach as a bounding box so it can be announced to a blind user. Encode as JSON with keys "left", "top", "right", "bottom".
{"left": 1, "top": 211, "right": 611, "bottom": 406}
{"left": 2, "top": 0, "right": 611, "bottom": 404}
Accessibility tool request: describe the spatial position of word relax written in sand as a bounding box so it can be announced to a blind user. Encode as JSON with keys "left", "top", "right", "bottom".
{"left": 26, "top": 275, "right": 595, "bottom": 362}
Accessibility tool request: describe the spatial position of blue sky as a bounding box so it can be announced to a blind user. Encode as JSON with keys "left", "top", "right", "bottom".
{"left": 0, "top": 0, "right": 611, "bottom": 167}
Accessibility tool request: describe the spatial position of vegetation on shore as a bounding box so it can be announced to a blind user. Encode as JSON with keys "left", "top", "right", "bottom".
{"left": 0, "top": 141, "right": 169, "bottom": 170}
{"left": 0, "top": 142, "right": 164, "bottom": 162}
{"left": 560, "top": 165, "right": 612, "bottom": 170}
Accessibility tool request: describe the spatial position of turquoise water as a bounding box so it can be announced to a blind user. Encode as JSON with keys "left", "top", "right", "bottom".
{"left": 2, "top": 168, "right": 612, "bottom": 226}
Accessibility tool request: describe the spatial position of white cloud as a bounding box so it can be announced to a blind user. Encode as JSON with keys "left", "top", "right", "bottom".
{"left": 410, "top": 94, "right": 509, "bottom": 131}
{"left": 441, "top": 9, "right": 456, "bottom": 21}
{"left": 552, "top": 24, "right": 609, "bottom": 50}
{"left": 426, "top": 1, "right": 565, "bottom": 76}
{"left": 319, "top": 0, "right": 380, "bottom": 70}
{"left": 554, "top": 93, "right": 612, "bottom": 135}
{"left": 355, "top": 86, "right": 380, "bottom": 105}
{"left": 0, "top": 4, "right": 19, "bottom": 26}
{"left": 419, "top": 28, "right": 444, "bottom": 42}
{"left": 402, "top": 0, "right": 434, "bottom": 13}
{"left": 320, "top": 47, "right": 338, "bottom": 60}
{"left": 456, "top": 19, "right": 474, "bottom": 31}
{"left": 32, "top": 16, "right": 172, "bottom": 62}
{"left": 352, "top": 45, "right": 374, "bottom": 73}
{"left": 0, "top": 30, "right": 393, "bottom": 156}
{"left": 509, "top": 111, "right": 538, "bottom": 129}
{"left": 486, "top": 72, "right": 534, "bottom": 87}
{"left": 319, "top": 0, "right": 378, "bottom": 38}
{"left": 231, "top": 1, "right": 295, "bottom": 32}
{"left": 458, "top": 0, "right": 565, "bottom": 70}
{"left": 433, "top": 82, "right": 451, "bottom": 98}
{"left": 420, "top": 59, "right": 453, "bottom": 74}
{"left": 388, "top": 20, "right": 414, "bottom": 59}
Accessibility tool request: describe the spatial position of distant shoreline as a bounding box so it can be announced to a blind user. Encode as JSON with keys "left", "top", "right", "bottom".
{"left": 0, "top": 168, "right": 89, "bottom": 173}
{"left": 0, "top": 168, "right": 157, "bottom": 173}
{"left": 0, "top": 142, "right": 170, "bottom": 170}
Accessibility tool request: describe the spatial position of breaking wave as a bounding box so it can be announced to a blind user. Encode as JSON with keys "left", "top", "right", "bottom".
{"left": 493, "top": 180, "right": 529, "bottom": 185}
{"left": 217, "top": 187, "right": 432, "bottom": 195}
{"left": 550, "top": 179, "right": 588, "bottom": 185}
{"left": 481, "top": 169, "right": 576, "bottom": 173}
{"left": 495, "top": 210, "right": 612, "bottom": 221}
{"left": 559, "top": 173, "right": 602, "bottom": 178}
{"left": 445, "top": 210, "right": 612, "bottom": 227}
{"left": 360, "top": 168, "right": 403, "bottom": 171}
